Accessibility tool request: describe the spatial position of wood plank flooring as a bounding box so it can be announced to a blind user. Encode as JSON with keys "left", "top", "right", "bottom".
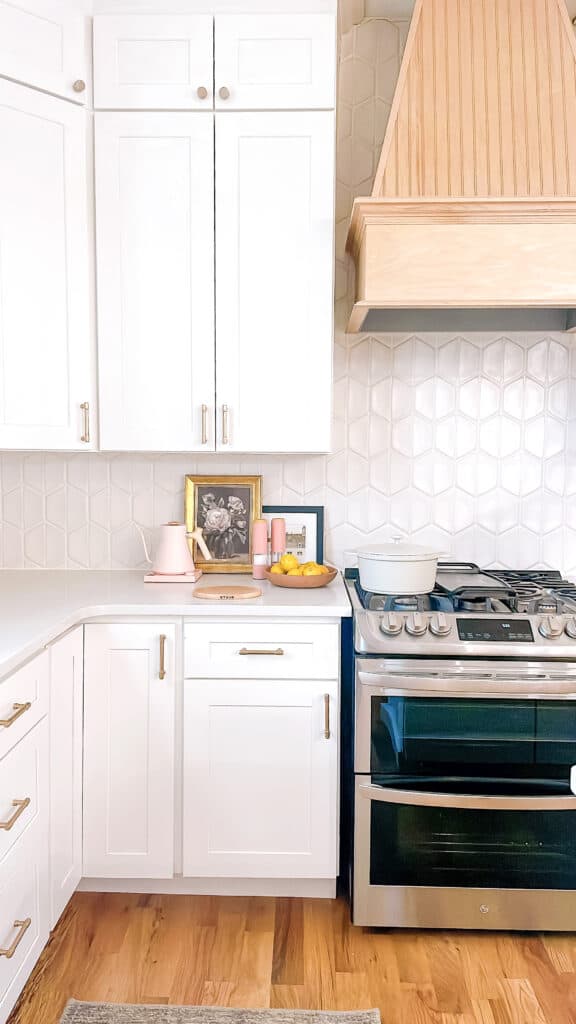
{"left": 8, "top": 893, "right": 576, "bottom": 1024}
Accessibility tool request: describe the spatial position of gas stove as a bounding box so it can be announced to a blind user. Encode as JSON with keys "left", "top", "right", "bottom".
{"left": 347, "top": 563, "right": 576, "bottom": 658}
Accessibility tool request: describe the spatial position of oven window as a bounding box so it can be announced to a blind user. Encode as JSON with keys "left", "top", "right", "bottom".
{"left": 371, "top": 696, "right": 576, "bottom": 773}
{"left": 369, "top": 781, "right": 576, "bottom": 889}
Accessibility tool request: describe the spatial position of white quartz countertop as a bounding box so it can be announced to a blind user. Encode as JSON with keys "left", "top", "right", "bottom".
{"left": 0, "top": 570, "right": 351, "bottom": 679}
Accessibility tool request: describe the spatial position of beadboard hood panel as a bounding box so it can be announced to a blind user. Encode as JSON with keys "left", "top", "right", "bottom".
{"left": 346, "top": 0, "right": 576, "bottom": 332}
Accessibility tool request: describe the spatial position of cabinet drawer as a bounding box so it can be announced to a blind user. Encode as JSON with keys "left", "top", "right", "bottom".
{"left": 0, "top": 652, "right": 48, "bottom": 761}
{"left": 0, "top": 824, "right": 49, "bottom": 1024}
{"left": 185, "top": 623, "right": 339, "bottom": 679}
{"left": 0, "top": 720, "right": 47, "bottom": 866}
{"left": 215, "top": 14, "right": 336, "bottom": 109}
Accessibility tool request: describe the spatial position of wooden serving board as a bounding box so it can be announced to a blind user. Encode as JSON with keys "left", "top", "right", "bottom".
{"left": 193, "top": 585, "right": 262, "bottom": 601}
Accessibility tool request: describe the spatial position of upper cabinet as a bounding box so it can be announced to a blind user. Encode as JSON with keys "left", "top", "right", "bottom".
{"left": 93, "top": 14, "right": 214, "bottom": 110}
{"left": 0, "top": 0, "right": 88, "bottom": 103}
{"left": 215, "top": 14, "right": 336, "bottom": 110}
{"left": 0, "top": 81, "right": 94, "bottom": 450}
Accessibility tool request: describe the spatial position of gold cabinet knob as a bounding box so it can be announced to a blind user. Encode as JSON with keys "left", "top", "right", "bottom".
{"left": 218, "top": 86, "right": 230, "bottom": 100}
{"left": 73, "top": 79, "right": 86, "bottom": 93}
{"left": 197, "top": 85, "right": 209, "bottom": 100}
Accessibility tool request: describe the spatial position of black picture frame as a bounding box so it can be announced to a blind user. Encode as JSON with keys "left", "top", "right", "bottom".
{"left": 262, "top": 505, "right": 325, "bottom": 564}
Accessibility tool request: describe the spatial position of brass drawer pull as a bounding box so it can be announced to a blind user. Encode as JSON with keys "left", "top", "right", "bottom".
{"left": 159, "top": 634, "right": 167, "bottom": 680}
{"left": 201, "top": 404, "right": 208, "bottom": 445}
{"left": 222, "top": 404, "right": 229, "bottom": 445}
{"left": 0, "top": 918, "right": 31, "bottom": 959}
{"left": 324, "top": 693, "right": 330, "bottom": 739}
{"left": 80, "top": 401, "right": 90, "bottom": 443}
{"left": 0, "top": 703, "right": 31, "bottom": 728}
{"left": 0, "top": 798, "right": 30, "bottom": 832}
{"left": 238, "top": 648, "right": 284, "bottom": 656}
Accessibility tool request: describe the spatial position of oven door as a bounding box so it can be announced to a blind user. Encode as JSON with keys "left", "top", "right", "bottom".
{"left": 355, "top": 658, "right": 576, "bottom": 775}
{"left": 353, "top": 775, "right": 576, "bottom": 929}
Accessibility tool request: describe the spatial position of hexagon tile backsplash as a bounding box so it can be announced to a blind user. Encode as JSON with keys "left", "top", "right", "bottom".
{"left": 1, "top": 9, "right": 575, "bottom": 577}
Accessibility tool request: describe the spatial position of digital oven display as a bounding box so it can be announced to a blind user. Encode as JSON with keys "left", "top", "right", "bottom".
{"left": 456, "top": 619, "right": 535, "bottom": 642}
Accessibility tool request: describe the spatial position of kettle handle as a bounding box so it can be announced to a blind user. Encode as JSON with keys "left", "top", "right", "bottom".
{"left": 136, "top": 524, "right": 152, "bottom": 565}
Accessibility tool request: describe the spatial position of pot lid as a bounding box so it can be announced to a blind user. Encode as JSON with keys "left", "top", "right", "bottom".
{"left": 357, "top": 540, "right": 440, "bottom": 562}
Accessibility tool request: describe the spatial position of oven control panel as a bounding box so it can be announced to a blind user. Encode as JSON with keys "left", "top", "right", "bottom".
{"left": 457, "top": 618, "right": 535, "bottom": 642}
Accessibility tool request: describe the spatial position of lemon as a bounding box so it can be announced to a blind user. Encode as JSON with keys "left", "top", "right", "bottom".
{"left": 287, "top": 567, "right": 304, "bottom": 576}
{"left": 269, "top": 563, "right": 285, "bottom": 575}
{"left": 318, "top": 565, "right": 330, "bottom": 575}
{"left": 279, "top": 553, "right": 299, "bottom": 572}
{"left": 302, "top": 565, "right": 323, "bottom": 576}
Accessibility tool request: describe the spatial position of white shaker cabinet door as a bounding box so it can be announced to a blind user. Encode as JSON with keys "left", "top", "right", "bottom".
{"left": 215, "top": 14, "right": 336, "bottom": 110}
{"left": 183, "top": 678, "right": 338, "bottom": 878}
{"left": 215, "top": 112, "right": 334, "bottom": 453}
{"left": 95, "top": 113, "right": 215, "bottom": 451}
{"left": 93, "top": 15, "right": 213, "bottom": 109}
{"left": 83, "top": 625, "right": 176, "bottom": 879}
{"left": 0, "top": 0, "right": 87, "bottom": 103}
{"left": 0, "top": 82, "right": 93, "bottom": 450}
{"left": 49, "top": 627, "right": 83, "bottom": 928}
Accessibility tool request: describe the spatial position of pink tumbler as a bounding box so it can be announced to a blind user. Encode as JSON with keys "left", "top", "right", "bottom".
{"left": 252, "top": 519, "right": 269, "bottom": 580}
{"left": 270, "top": 518, "right": 286, "bottom": 564}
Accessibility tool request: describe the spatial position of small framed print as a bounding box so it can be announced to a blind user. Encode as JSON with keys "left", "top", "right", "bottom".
{"left": 185, "top": 474, "right": 262, "bottom": 573}
{"left": 262, "top": 505, "right": 325, "bottom": 564}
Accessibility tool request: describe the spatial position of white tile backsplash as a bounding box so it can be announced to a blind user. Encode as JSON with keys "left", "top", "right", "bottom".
{"left": 0, "top": 7, "right": 575, "bottom": 577}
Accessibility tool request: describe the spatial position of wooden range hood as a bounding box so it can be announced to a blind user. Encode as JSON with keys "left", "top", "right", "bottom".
{"left": 346, "top": 0, "right": 576, "bottom": 333}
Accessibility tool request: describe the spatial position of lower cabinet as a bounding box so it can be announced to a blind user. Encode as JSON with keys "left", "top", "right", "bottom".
{"left": 83, "top": 624, "right": 176, "bottom": 878}
{"left": 182, "top": 678, "right": 338, "bottom": 878}
{"left": 49, "top": 627, "right": 83, "bottom": 928}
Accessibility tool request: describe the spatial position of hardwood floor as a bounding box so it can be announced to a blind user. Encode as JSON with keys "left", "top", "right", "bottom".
{"left": 8, "top": 893, "right": 576, "bottom": 1024}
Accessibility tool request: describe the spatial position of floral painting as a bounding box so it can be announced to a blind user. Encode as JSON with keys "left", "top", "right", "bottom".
{"left": 185, "top": 475, "right": 262, "bottom": 573}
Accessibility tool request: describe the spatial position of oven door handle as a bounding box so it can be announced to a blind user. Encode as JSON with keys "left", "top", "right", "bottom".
{"left": 359, "top": 783, "right": 576, "bottom": 811}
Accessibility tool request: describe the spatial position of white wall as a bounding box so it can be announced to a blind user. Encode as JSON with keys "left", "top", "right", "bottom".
{"left": 1, "top": 5, "right": 575, "bottom": 576}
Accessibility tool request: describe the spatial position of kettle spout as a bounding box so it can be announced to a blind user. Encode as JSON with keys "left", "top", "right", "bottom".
{"left": 188, "top": 527, "right": 212, "bottom": 561}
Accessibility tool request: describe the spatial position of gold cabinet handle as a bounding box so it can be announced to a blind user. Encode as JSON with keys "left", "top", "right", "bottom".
{"left": 238, "top": 648, "right": 284, "bottom": 656}
{"left": 159, "top": 634, "right": 167, "bottom": 680}
{"left": 80, "top": 402, "right": 90, "bottom": 443}
{"left": 324, "top": 693, "right": 331, "bottom": 739}
{"left": 0, "top": 703, "right": 31, "bottom": 728}
{"left": 219, "top": 86, "right": 230, "bottom": 100}
{"left": 201, "top": 404, "right": 208, "bottom": 445}
{"left": 73, "top": 79, "right": 86, "bottom": 93}
{"left": 197, "top": 85, "right": 209, "bottom": 99}
{"left": 222, "top": 405, "right": 229, "bottom": 445}
{"left": 0, "top": 798, "right": 30, "bottom": 832}
{"left": 0, "top": 918, "right": 31, "bottom": 959}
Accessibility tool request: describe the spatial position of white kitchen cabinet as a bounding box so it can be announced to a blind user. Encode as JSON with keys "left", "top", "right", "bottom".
{"left": 49, "top": 627, "right": 83, "bottom": 928}
{"left": 0, "top": 0, "right": 87, "bottom": 104}
{"left": 93, "top": 14, "right": 213, "bottom": 110}
{"left": 83, "top": 624, "right": 176, "bottom": 878}
{"left": 215, "top": 14, "right": 336, "bottom": 110}
{"left": 95, "top": 113, "right": 215, "bottom": 452}
{"left": 0, "top": 81, "right": 93, "bottom": 451}
{"left": 0, "top": 651, "right": 49, "bottom": 762}
{"left": 183, "top": 678, "right": 338, "bottom": 878}
{"left": 215, "top": 112, "right": 334, "bottom": 452}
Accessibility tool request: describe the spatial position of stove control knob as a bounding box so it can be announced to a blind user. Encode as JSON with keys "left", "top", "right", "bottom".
{"left": 405, "top": 613, "right": 428, "bottom": 637}
{"left": 380, "top": 612, "right": 403, "bottom": 637}
{"left": 565, "top": 617, "right": 576, "bottom": 639}
{"left": 429, "top": 612, "right": 452, "bottom": 637}
{"left": 538, "top": 615, "right": 564, "bottom": 639}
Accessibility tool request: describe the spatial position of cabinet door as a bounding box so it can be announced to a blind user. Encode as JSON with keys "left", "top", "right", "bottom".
{"left": 215, "top": 14, "right": 336, "bottom": 110}
{"left": 49, "top": 627, "right": 83, "bottom": 928}
{"left": 93, "top": 14, "right": 213, "bottom": 110}
{"left": 96, "top": 113, "right": 215, "bottom": 452}
{"left": 0, "top": 0, "right": 87, "bottom": 103}
{"left": 83, "top": 624, "right": 175, "bottom": 879}
{"left": 183, "top": 678, "right": 338, "bottom": 878}
{"left": 215, "top": 112, "right": 334, "bottom": 453}
{"left": 0, "top": 82, "right": 93, "bottom": 451}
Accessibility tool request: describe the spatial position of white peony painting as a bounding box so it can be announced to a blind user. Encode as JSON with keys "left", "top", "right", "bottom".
{"left": 185, "top": 475, "right": 262, "bottom": 573}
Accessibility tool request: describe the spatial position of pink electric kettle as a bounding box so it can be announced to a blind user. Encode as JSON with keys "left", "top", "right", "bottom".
{"left": 138, "top": 521, "right": 211, "bottom": 575}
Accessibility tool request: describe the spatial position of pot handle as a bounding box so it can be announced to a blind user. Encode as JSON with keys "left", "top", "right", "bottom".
{"left": 343, "top": 549, "right": 359, "bottom": 568}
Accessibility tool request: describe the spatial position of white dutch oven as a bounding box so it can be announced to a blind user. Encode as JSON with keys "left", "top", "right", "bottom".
{"left": 354, "top": 538, "right": 442, "bottom": 594}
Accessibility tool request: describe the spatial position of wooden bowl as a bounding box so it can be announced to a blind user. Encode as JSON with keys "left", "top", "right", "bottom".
{"left": 265, "top": 565, "right": 338, "bottom": 589}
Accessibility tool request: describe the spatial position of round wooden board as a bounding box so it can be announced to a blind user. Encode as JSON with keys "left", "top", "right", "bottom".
{"left": 193, "top": 585, "right": 262, "bottom": 601}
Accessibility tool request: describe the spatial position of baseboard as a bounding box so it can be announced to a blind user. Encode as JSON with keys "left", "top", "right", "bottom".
{"left": 78, "top": 876, "right": 337, "bottom": 898}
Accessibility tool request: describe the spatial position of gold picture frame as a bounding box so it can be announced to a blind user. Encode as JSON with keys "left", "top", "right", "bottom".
{"left": 185, "top": 474, "right": 262, "bottom": 574}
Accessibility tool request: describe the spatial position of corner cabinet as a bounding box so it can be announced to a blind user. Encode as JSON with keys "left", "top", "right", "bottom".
{"left": 0, "top": 0, "right": 88, "bottom": 103}
{"left": 94, "top": 11, "right": 336, "bottom": 455}
{"left": 0, "top": 81, "right": 94, "bottom": 450}
{"left": 82, "top": 624, "right": 176, "bottom": 879}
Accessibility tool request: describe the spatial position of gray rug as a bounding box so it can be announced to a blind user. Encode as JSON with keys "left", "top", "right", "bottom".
{"left": 60, "top": 1005, "right": 381, "bottom": 1024}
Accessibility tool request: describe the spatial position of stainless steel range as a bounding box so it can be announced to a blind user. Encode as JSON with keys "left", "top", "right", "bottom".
{"left": 346, "top": 563, "right": 576, "bottom": 931}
